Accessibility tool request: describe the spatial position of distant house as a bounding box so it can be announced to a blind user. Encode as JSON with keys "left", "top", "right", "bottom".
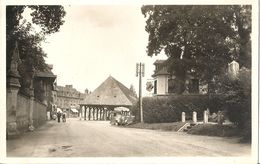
{"left": 152, "top": 59, "right": 207, "bottom": 95}
{"left": 56, "top": 85, "right": 86, "bottom": 111}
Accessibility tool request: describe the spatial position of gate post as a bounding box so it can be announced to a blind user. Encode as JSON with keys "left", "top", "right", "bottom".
{"left": 203, "top": 110, "right": 208, "bottom": 123}
{"left": 181, "top": 112, "right": 185, "bottom": 122}
{"left": 7, "top": 42, "right": 21, "bottom": 138}
{"left": 192, "top": 111, "right": 197, "bottom": 123}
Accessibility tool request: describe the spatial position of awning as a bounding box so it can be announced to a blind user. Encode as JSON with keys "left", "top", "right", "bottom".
{"left": 71, "top": 108, "right": 78, "bottom": 113}
{"left": 114, "top": 107, "right": 129, "bottom": 112}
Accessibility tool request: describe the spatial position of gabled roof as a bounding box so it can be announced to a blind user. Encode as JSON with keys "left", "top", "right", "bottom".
{"left": 81, "top": 76, "right": 137, "bottom": 107}
{"left": 35, "top": 64, "right": 56, "bottom": 79}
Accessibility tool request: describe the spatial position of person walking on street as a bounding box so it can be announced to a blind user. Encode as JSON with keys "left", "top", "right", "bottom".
{"left": 57, "top": 111, "right": 61, "bottom": 123}
{"left": 62, "top": 112, "right": 66, "bottom": 122}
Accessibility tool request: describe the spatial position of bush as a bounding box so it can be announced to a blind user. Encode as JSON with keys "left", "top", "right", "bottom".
{"left": 214, "top": 68, "right": 251, "bottom": 142}
{"left": 131, "top": 95, "right": 208, "bottom": 123}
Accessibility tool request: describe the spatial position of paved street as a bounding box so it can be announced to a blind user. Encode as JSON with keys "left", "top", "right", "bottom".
{"left": 7, "top": 118, "right": 250, "bottom": 157}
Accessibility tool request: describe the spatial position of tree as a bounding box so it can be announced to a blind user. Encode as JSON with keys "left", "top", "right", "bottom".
{"left": 141, "top": 5, "right": 251, "bottom": 94}
{"left": 6, "top": 6, "right": 66, "bottom": 93}
{"left": 142, "top": 6, "right": 251, "bottom": 141}
{"left": 130, "top": 84, "right": 137, "bottom": 97}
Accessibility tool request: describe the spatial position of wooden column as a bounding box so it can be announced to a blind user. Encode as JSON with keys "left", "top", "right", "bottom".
{"left": 96, "top": 108, "right": 99, "bottom": 121}
{"left": 107, "top": 110, "right": 109, "bottom": 120}
{"left": 92, "top": 108, "right": 95, "bottom": 120}
{"left": 84, "top": 106, "right": 87, "bottom": 120}
{"left": 99, "top": 108, "right": 102, "bottom": 120}
{"left": 88, "top": 107, "right": 91, "bottom": 120}
{"left": 108, "top": 110, "right": 111, "bottom": 120}
{"left": 102, "top": 108, "right": 105, "bottom": 120}
{"left": 104, "top": 109, "right": 107, "bottom": 121}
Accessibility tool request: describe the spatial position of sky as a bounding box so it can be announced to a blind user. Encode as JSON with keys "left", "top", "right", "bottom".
{"left": 37, "top": 5, "right": 167, "bottom": 95}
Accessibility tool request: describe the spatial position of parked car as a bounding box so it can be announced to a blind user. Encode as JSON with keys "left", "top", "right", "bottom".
{"left": 110, "top": 112, "right": 135, "bottom": 126}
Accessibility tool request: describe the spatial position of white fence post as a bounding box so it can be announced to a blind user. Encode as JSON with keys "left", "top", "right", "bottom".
{"left": 192, "top": 111, "right": 197, "bottom": 123}
{"left": 182, "top": 112, "right": 185, "bottom": 122}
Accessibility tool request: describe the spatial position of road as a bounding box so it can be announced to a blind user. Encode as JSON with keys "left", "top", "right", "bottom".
{"left": 7, "top": 118, "right": 250, "bottom": 157}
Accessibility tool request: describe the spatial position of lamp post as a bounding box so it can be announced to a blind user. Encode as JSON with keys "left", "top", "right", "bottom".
{"left": 136, "top": 62, "right": 144, "bottom": 123}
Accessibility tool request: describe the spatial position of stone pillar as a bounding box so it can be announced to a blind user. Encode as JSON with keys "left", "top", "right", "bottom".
{"left": 203, "top": 110, "right": 208, "bottom": 123}
{"left": 28, "top": 68, "right": 35, "bottom": 131}
{"left": 28, "top": 87, "right": 35, "bottom": 131}
{"left": 228, "top": 60, "right": 239, "bottom": 80}
{"left": 192, "top": 111, "right": 197, "bottom": 123}
{"left": 7, "top": 42, "right": 21, "bottom": 137}
{"left": 217, "top": 111, "right": 223, "bottom": 125}
{"left": 181, "top": 112, "right": 185, "bottom": 122}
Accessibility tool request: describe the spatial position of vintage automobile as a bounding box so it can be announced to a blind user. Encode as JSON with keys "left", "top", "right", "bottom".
{"left": 110, "top": 111, "right": 135, "bottom": 126}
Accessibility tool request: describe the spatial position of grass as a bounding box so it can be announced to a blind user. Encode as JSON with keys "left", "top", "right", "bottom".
{"left": 187, "top": 124, "right": 241, "bottom": 137}
{"left": 126, "top": 122, "right": 186, "bottom": 131}
{"left": 125, "top": 122, "right": 250, "bottom": 143}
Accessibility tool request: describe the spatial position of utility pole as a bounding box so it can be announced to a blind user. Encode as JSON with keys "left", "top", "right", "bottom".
{"left": 136, "top": 62, "right": 144, "bottom": 123}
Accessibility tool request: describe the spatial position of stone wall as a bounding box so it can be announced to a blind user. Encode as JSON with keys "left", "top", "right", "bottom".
{"left": 33, "top": 99, "right": 47, "bottom": 128}
{"left": 6, "top": 91, "right": 47, "bottom": 136}
{"left": 16, "top": 94, "right": 30, "bottom": 132}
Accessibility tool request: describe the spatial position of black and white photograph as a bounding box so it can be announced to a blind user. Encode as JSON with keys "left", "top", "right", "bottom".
{"left": 1, "top": 1, "right": 259, "bottom": 164}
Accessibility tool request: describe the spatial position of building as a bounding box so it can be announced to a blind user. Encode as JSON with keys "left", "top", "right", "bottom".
{"left": 34, "top": 64, "right": 57, "bottom": 115}
{"left": 152, "top": 59, "right": 207, "bottom": 95}
{"left": 80, "top": 76, "right": 138, "bottom": 121}
{"left": 56, "top": 85, "right": 86, "bottom": 111}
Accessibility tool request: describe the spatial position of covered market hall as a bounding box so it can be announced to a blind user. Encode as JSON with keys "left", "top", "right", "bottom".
{"left": 79, "top": 76, "right": 138, "bottom": 121}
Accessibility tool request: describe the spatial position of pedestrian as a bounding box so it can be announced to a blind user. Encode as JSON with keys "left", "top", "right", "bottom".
{"left": 57, "top": 111, "right": 61, "bottom": 123}
{"left": 62, "top": 112, "right": 66, "bottom": 122}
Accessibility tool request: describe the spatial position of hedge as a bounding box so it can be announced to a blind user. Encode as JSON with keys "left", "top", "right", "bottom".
{"left": 131, "top": 94, "right": 208, "bottom": 123}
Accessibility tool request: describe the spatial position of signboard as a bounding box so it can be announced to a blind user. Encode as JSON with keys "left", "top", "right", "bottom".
{"left": 146, "top": 81, "right": 154, "bottom": 92}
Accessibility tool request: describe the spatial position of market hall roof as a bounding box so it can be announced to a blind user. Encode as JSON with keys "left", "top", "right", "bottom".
{"left": 81, "top": 76, "right": 138, "bottom": 107}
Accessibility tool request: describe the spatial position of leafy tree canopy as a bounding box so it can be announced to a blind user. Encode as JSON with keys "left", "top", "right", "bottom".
{"left": 6, "top": 5, "right": 66, "bottom": 91}
{"left": 141, "top": 5, "right": 251, "bottom": 91}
